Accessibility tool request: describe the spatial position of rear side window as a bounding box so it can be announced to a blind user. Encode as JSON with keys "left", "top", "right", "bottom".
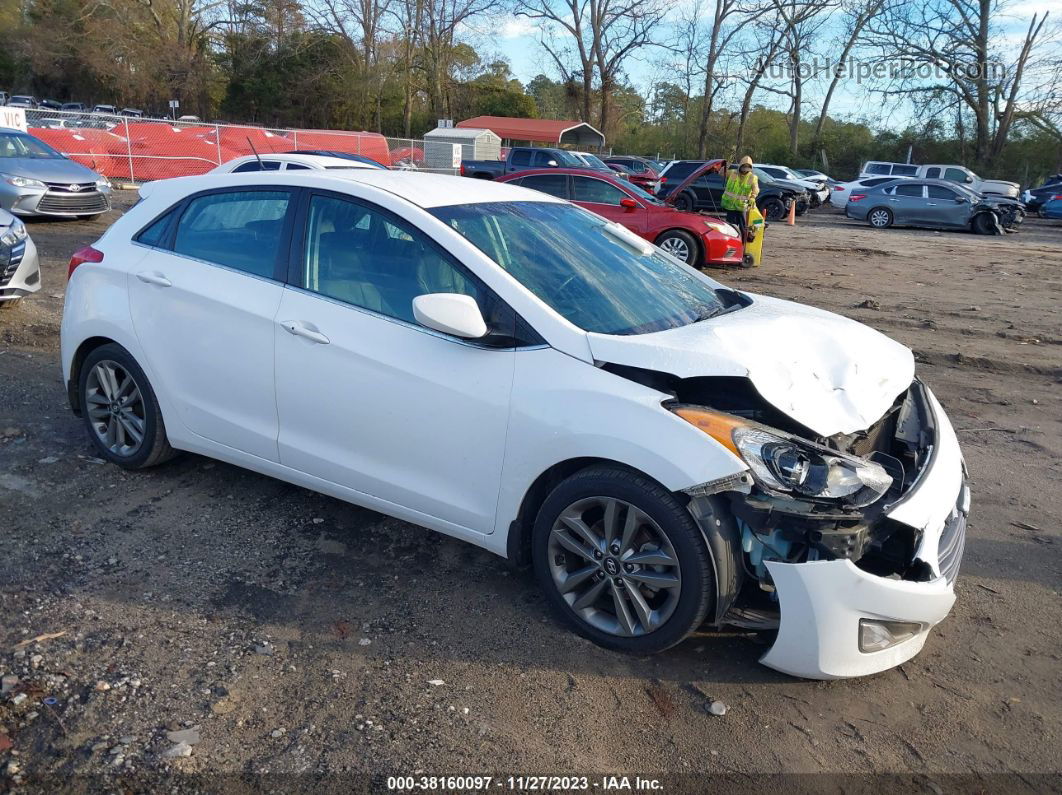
{"left": 865, "top": 163, "right": 890, "bottom": 175}
{"left": 924, "top": 167, "right": 941, "bottom": 178}
{"left": 232, "top": 160, "right": 281, "bottom": 172}
{"left": 173, "top": 190, "right": 292, "bottom": 278}
{"left": 510, "top": 149, "right": 532, "bottom": 167}
{"left": 285, "top": 163, "right": 311, "bottom": 170}
{"left": 136, "top": 210, "right": 176, "bottom": 248}
{"left": 893, "top": 164, "right": 919, "bottom": 176}
{"left": 519, "top": 174, "right": 569, "bottom": 198}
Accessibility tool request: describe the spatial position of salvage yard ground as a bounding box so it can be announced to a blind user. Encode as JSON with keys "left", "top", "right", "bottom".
{"left": 1, "top": 193, "right": 1060, "bottom": 790}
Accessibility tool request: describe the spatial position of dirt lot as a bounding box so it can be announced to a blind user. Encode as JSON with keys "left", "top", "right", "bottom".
{"left": 1, "top": 194, "right": 1060, "bottom": 792}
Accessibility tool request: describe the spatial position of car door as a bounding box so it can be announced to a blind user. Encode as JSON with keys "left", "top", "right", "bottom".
{"left": 696, "top": 171, "right": 726, "bottom": 211}
{"left": 925, "top": 184, "right": 965, "bottom": 227}
{"left": 571, "top": 175, "right": 646, "bottom": 234}
{"left": 889, "top": 182, "right": 929, "bottom": 224}
{"left": 127, "top": 186, "right": 295, "bottom": 461}
{"left": 273, "top": 190, "right": 517, "bottom": 534}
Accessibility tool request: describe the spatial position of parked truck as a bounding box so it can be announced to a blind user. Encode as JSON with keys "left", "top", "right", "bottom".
{"left": 460, "top": 146, "right": 592, "bottom": 179}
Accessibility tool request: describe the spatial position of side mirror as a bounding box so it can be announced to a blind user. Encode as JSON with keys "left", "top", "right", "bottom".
{"left": 955, "top": 196, "right": 967, "bottom": 203}
{"left": 412, "top": 293, "right": 488, "bottom": 339}
{"left": 620, "top": 197, "right": 639, "bottom": 211}
{"left": 547, "top": 160, "right": 558, "bottom": 167}
{"left": 965, "top": 176, "right": 973, "bottom": 183}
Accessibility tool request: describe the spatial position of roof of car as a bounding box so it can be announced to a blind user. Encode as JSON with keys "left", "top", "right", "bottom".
{"left": 214, "top": 153, "right": 377, "bottom": 171}
{"left": 140, "top": 169, "right": 567, "bottom": 209}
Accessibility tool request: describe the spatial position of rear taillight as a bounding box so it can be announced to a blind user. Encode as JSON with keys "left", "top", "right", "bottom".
{"left": 68, "top": 245, "right": 104, "bottom": 279}
{"left": 1052, "top": 194, "right": 1062, "bottom": 200}
{"left": 833, "top": 185, "right": 844, "bottom": 190}
{"left": 459, "top": 163, "right": 465, "bottom": 176}
{"left": 659, "top": 177, "right": 667, "bottom": 185}
{"left": 849, "top": 194, "right": 866, "bottom": 202}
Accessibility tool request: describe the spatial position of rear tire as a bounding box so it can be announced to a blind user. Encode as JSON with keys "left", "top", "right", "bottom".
{"left": 78, "top": 343, "right": 177, "bottom": 469}
{"left": 655, "top": 229, "right": 699, "bottom": 265}
{"left": 868, "top": 207, "right": 893, "bottom": 228}
{"left": 532, "top": 466, "right": 715, "bottom": 655}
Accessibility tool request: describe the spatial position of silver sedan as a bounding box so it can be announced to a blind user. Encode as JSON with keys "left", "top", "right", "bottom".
{"left": 0, "top": 128, "right": 111, "bottom": 218}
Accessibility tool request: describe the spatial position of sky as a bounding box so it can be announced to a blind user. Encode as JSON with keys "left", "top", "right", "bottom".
{"left": 470, "top": 0, "right": 1061, "bottom": 130}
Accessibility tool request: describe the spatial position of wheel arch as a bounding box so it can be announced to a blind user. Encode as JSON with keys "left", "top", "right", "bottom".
{"left": 68, "top": 335, "right": 119, "bottom": 416}
{"left": 654, "top": 227, "right": 702, "bottom": 262}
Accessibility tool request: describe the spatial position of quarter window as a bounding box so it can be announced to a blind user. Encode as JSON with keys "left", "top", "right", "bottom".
{"left": 136, "top": 210, "right": 175, "bottom": 248}
{"left": 300, "top": 194, "right": 498, "bottom": 329}
{"left": 173, "top": 190, "right": 291, "bottom": 278}
{"left": 572, "top": 177, "right": 627, "bottom": 205}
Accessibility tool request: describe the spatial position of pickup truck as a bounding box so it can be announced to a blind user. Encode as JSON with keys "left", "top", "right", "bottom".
{"left": 915, "top": 164, "right": 1020, "bottom": 199}
{"left": 461, "top": 146, "right": 594, "bottom": 180}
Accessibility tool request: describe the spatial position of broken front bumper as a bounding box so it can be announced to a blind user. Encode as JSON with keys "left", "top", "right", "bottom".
{"left": 759, "top": 387, "right": 968, "bottom": 679}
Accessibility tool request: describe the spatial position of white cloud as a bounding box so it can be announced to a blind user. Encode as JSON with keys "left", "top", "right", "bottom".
{"left": 499, "top": 17, "right": 540, "bottom": 39}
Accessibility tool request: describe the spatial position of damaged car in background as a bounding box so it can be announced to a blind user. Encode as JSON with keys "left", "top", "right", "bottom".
{"left": 847, "top": 177, "right": 1023, "bottom": 234}
{"left": 61, "top": 170, "right": 968, "bottom": 680}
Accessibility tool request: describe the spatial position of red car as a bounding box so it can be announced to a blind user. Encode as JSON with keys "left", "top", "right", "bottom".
{"left": 497, "top": 168, "right": 743, "bottom": 267}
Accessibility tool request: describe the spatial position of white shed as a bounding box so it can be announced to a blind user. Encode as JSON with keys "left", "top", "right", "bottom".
{"left": 423, "top": 127, "right": 501, "bottom": 170}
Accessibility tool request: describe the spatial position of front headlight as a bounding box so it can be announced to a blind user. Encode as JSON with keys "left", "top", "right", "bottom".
{"left": 704, "top": 221, "right": 739, "bottom": 237}
{"left": 1, "top": 173, "right": 47, "bottom": 190}
{"left": 672, "top": 406, "right": 892, "bottom": 508}
{"left": 96, "top": 177, "right": 111, "bottom": 190}
{"left": 0, "top": 218, "right": 27, "bottom": 246}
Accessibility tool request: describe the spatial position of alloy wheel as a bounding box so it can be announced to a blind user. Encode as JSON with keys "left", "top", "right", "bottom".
{"left": 85, "top": 360, "right": 146, "bottom": 457}
{"left": 547, "top": 496, "right": 682, "bottom": 637}
{"left": 659, "top": 237, "right": 691, "bottom": 263}
{"left": 869, "top": 209, "right": 890, "bottom": 227}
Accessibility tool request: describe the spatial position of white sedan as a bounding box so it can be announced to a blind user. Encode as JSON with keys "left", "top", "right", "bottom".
{"left": 60, "top": 170, "right": 969, "bottom": 679}
{"left": 831, "top": 175, "right": 911, "bottom": 207}
{"left": 210, "top": 152, "right": 381, "bottom": 174}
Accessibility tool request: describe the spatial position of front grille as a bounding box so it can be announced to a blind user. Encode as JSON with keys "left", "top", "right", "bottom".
{"left": 937, "top": 487, "right": 968, "bottom": 584}
{"left": 35, "top": 190, "right": 109, "bottom": 214}
{"left": 44, "top": 181, "right": 97, "bottom": 192}
{"left": 0, "top": 241, "right": 25, "bottom": 286}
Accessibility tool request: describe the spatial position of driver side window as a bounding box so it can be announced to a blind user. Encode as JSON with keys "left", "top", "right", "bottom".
{"left": 300, "top": 194, "right": 510, "bottom": 337}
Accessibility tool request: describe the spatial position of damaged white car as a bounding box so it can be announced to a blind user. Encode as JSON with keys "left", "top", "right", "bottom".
{"left": 61, "top": 171, "right": 969, "bottom": 679}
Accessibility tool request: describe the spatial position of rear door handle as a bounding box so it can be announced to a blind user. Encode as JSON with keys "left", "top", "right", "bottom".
{"left": 280, "top": 320, "right": 330, "bottom": 345}
{"left": 136, "top": 271, "right": 171, "bottom": 287}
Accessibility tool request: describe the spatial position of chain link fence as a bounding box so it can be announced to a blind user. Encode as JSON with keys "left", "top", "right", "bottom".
{"left": 17, "top": 110, "right": 457, "bottom": 182}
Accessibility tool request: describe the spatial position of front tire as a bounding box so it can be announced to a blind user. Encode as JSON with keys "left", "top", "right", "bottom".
{"left": 760, "top": 197, "right": 785, "bottom": 220}
{"left": 655, "top": 229, "right": 699, "bottom": 265}
{"left": 532, "top": 466, "right": 715, "bottom": 655}
{"left": 674, "top": 193, "right": 694, "bottom": 212}
{"left": 868, "top": 207, "right": 893, "bottom": 228}
{"left": 78, "top": 343, "right": 176, "bottom": 469}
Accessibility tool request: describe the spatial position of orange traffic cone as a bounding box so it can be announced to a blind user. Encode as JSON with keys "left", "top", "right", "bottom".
{"left": 786, "top": 200, "right": 796, "bottom": 226}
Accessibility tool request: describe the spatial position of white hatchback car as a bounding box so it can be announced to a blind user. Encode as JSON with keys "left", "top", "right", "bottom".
{"left": 61, "top": 171, "right": 969, "bottom": 679}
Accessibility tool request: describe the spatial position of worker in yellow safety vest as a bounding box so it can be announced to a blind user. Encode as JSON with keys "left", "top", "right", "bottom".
{"left": 721, "top": 155, "right": 759, "bottom": 240}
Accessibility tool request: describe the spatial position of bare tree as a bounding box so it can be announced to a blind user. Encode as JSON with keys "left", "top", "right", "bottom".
{"left": 517, "top": 0, "right": 664, "bottom": 134}
{"left": 812, "top": 0, "right": 887, "bottom": 145}
{"left": 865, "top": 0, "right": 1052, "bottom": 165}
{"left": 732, "top": 17, "right": 785, "bottom": 152}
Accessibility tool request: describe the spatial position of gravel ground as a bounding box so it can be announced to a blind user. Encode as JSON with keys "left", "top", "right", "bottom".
{"left": 0, "top": 193, "right": 1060, "bottom": 792}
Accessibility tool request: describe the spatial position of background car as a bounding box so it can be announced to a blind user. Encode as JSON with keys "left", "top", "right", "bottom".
{"left": 1021, "top": 179, "right": 1062, "bottom": 216}
{"left": 498, "top": 167, "right": 743, "bottom": 267}
{"left": 1039, "top": 193, "right": 1062, "bottom": 219}
{"left": 91, "top": 104, "right": 117, "bottom": 115}
{"left": 757, "top": 164, "right": 829, "bottom": 206}
{"left": 6, "top": 96, "right": 38, "bottom": 109}
{"left": 0, "top": 207, "right": 40, "bottom": 307}
{"left": 657, "top": 160, "right": 803, "bottom": 220}
{"left": 794, "top": 167, "right": 831, "bottom": 181}
{"left": 846, "top": 178, "right": 1013, "bottom": 234}
{"left": 210, "top": 153, "right": 381, "bottom": 173}
{"left": 0, "top": 128, "right": 112, "bottom": 217}
{"left": 61, "top": 102, "right": 86, "bottom": 112}
{"left": 604, "top": 155, "right": 663, "bottom": 192}
{"left": 832, "top": 175, "right": 911, "bottom": 206}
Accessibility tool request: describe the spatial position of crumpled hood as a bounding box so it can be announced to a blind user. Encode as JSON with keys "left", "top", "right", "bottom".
{"left": 2, "top": 156, "right": 101, "bottom": 183}
{"left": 588, "top": 293, "right": 915, "bottom": 437}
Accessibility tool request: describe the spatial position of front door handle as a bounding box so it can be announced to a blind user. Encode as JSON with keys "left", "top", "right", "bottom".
{"left": 136, "top": 271, "right": 171, "bottom": 287}
{"left": 280, "top": 320, "right": 330, "bottom": 345}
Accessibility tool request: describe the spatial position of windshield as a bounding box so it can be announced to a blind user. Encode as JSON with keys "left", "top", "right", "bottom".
{"left": 0, "top": 132, "right": 63, "bottom": 159}
{"left": 429, "top": 201, "right": 727, "bottom": 335}
{"left": 577, "top": 153, "right": 610, "bottom": 170}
